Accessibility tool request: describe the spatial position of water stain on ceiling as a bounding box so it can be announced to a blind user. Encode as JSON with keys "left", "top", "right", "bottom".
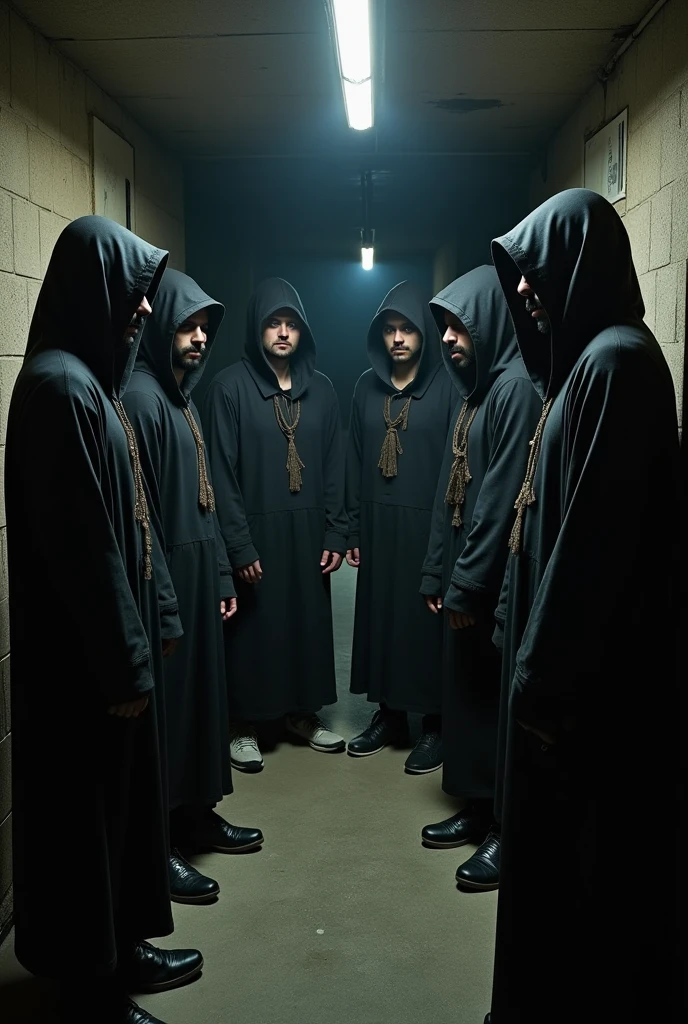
{"left": 429, "top": 97, "right": 505, "bottom": 114}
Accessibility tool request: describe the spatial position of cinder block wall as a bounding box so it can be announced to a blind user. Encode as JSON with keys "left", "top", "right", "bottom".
{"left": 530, "top": 0, "right": 688, "bottom": 422}
{"left": 0, "top": 0, "right": 187, "bottom": 941}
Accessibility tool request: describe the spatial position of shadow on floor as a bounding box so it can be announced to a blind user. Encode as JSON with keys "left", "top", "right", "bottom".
{"left": 0, "top": 565, "right": 496, "bottom": 1024}
{"left": 0, "top": 973, "right": 58, "bottom": 1024}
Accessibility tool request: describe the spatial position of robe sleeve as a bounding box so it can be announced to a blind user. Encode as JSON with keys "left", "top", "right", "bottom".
{"left": 345, "top": 383, "right": 363, "bottom": 550}
{"left": 21, "top": 383, "right": 154, "bottom": 705}
{"left": 150, "top": 524, "right": 183, "bottom": 640}
{"left": 444, "top": 376, "right": 542, "bottom": 614}
{"left": 202, "top": 379, "right": 259, "bottom": 569}
{"left": 492, "top": 556, "right": 511, "bottom": 649}
{"left": 189, "top": 398, "right": 236, "bottom": 599}
{"left": 322, "top": 385, "right": 348, "bottom": 554}
{"left": 512, "top": 344, "right": 663, "bottom": 722}
{"left": 213, "top": 511, "right": 236, "bottom": 599}
{"left": 419, "top": 434, "right": 452, "bottom": 597}
{"left": 121, "top": 387, "right": 183, "bottom": 641}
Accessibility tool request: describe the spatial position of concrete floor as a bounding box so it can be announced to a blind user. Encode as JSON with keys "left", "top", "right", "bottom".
{"left": 0, "top": 565, "right": 496, "bottom": 1023}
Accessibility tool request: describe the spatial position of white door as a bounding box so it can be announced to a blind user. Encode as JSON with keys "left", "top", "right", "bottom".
{"left": 91, "top": 116, "right": 134, "bottom": 230}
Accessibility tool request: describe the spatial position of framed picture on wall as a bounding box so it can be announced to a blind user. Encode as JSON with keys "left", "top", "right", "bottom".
{"left": 584, "top": 108, "right": 628, "bottom": 205}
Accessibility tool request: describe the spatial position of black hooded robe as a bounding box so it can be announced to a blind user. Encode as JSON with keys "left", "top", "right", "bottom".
{"left": 346, "top": 282, "right": 455, "bottom": 714}
{"left": 420, "top": 266, "right": 542, "bottom": 801}
{"left": 123, "top": 269, "right": 234, "bottom": 811}
{"left": 203, "top": 278, "right": 348, "bottom": 720}
{"left": 6, "top": 216, "right": 178, "bottom": 979}
{"left": 489, "top": 189, "right": 681, "bottom": 1022}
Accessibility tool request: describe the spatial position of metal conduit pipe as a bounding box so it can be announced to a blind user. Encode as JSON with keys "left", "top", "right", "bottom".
{"left": 599, "top": 0, "right": 670, "bottom": 81}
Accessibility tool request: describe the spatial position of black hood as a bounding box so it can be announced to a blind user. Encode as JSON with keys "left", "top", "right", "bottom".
{"left": 137, "top": 269, "right": 224, "bottom": 404}
{"left": 243, "top": 278, "right": 315, "bottom": 399}
{"left": 430, "top": 265, "right": 519, "bottom": 403}
{"left": 367, "top": 281, "right": 441, "bottom": 397}
{"left": 491, "top": 187, "right": 644, "bottom": 399}
{"left": 27, "top": 215, "right": 168, "bottom": 398}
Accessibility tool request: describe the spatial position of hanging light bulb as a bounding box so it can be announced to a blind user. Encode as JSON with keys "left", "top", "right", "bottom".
{"left": 360, "top": 173, "right": 375, "bottom": 269}
{"left": 361, "top": 246, "right": 374, "bottom": 271}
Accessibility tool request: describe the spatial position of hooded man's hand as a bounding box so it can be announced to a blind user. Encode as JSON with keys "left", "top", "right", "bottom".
{"left": 321, "top": 550, "right": 343, "bottom": 574}
{"left": 448, "top": 611, "right": 476, "bottom": 630}
{"left": 108, "top": 696, "right": 149, "bottom": 718}
{"left": 238, "top": 559, "right": 263, "bottom": 584}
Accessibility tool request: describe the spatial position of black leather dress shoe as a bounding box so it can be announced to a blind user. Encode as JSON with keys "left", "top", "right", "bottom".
{"left": 124, "top": 1000, "right": 169, "bottom": 1024}
{"left": 169, "top": 849, "right": 220, "bottom": 904}
{"left": 456, "top": 830, "right": 500, "bottom": 891}
{"left": 125, "top": 941, "right": 203, "bottom": 993}
{"left": 421, "top": 808, "right": 490, "bottom": 848}
{"left": 484, "top": 1015, "right": 491, "bottom": 1024}
{"left": 347, "top": 709, "right": 408, "bottom": 756}
{"left": 404, "top": 732, "right": 442, "bottom": 774}
{"left": 186, "top": 810, "right": 264, "bottom": 854}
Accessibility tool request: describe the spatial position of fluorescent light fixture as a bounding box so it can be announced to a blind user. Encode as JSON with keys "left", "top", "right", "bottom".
{"left": 332, "top": 0, "right": 374, "bottom": 131}
{"left": 361, "top": 246, "right": 374, "bottom": 271}
{"left": 343, "top": 78, "right": 373, "bottom": 132}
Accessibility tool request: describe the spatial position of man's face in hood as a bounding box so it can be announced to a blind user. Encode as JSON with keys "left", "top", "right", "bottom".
{"left": 442, "top": 310, "right": 474, "bottom": 368}
{"left": 262, "top": 307, "right": 302, "bottom": 361}
{"left": 124, "top": 294, "right": 152, "bottom": 347}
{"left": 382, "top": 312, "right": 422, "bottom": 366}
{"left": 173, "top": 308, "right": 209, "bottom": 375}
{"left": 517, "top": 276, "right": 551, "bottom": 336}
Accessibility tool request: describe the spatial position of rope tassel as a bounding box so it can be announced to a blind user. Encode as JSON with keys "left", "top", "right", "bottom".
{"left": 113, "top": 398, "right": 153, "bottom": 580}
{"left": 286, "top": 435, "right": 306, "bottom": 493}
{"left": 274, "top": 394, "right": 305, "bottom": 493}
{"left": 378, "top": 424, "right": 403, "bottom": 478}
{"left": 446, "top": 450, "right": 472, "bottom": 527}
{"left": 378, "top": 394, "right": 412, "bottom": 479}
{"left": 445, "top": 401, "right": 478, "bottom": 527}
{"left": 183, "top": 406, "right": 215, "bottom": 512}
{"left": 509, "top": 398, "right": 553, "bottom": 555}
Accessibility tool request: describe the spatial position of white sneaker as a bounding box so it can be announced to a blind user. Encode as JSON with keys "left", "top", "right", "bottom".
{"left": 230, "top": 727, "right": 264, "bottom": 773}
{"left": 286, "top": 714, "right": 346, "bottom": 753}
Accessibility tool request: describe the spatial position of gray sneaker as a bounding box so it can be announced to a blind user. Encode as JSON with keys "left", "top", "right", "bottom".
{"left": 286, "top": 714, "right": 346, "bottom": 753}
{"left": 230, "top": 727, "right": 264, "bottom": 773}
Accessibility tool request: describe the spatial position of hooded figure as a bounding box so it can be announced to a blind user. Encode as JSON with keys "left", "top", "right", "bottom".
{"left": 203, "top": 278, "right": 348, "bottom": 771}
{"left": 123, "top": 269, "right": 264, "bottom": 907}
{"left": 418, "top": 265, "right": 541, "bottom": 891}
{"left": 345, "top": 281, "right": 456, "bottom": 773}
{"left": 6, "top": 217, "right": 202, "bottom": 1021}
{"left": 488, "top": 189, "right": 681, "bottom": 1023}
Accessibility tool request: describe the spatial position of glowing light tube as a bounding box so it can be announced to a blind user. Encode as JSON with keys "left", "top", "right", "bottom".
{"left": 332, "top": 0, "right": 374, "bottom": 131}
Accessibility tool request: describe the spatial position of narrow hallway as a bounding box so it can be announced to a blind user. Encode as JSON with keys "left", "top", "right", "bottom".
{"left": 1, "top": 2, "right": 686, "bottom": 1021}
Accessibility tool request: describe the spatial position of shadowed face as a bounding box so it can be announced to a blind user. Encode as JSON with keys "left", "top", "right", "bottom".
{"left": 124, "top": 294, "right": 152, "bottom": 345}
{"left": 517, "top": 276, "right": 551, "bottom": 335}
{"left": 442, "top": 310, "right": 474, "bottom": 368}
{"left": 173, "top": 309, "right": 209, "bottom": 375}
{"left": 382, "top": 312, "right": 422, "bottom": 365}
{"left": 262, "top": 307, "right": 302, "bottom": 360}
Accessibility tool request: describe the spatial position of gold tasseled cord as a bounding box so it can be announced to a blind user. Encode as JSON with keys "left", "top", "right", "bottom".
{"left": 274, "top": 394, "right": 305, "bottom": 493}
{"left": 508, "top": 398, "right": 553, "bottom": 555}
{"left": 445, "top": 400, "right": 479, "bottom": 527}
{"left": 112, "top": 398, "right": 153, "bottom": 580}
{"left": 378, "top": 394, "right": 412, "bottom": 479}
{"left": 183, "top": 406, "right": 215, "bottom": 512}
